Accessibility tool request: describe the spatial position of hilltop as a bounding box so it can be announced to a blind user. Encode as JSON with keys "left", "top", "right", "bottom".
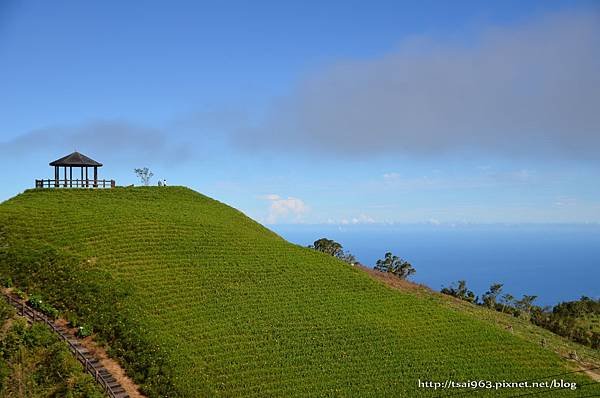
{"left": 0, "top": 187, "right": 598, "bottom": 397}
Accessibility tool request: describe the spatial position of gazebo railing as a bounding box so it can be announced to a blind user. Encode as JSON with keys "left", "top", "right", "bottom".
{"left": 35, "top": 179, "right": 116, "bottom": 189}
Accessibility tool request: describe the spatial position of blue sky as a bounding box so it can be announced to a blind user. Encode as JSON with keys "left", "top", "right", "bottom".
{"left": 1, "top": 1, "right": 599, "bottom": 224}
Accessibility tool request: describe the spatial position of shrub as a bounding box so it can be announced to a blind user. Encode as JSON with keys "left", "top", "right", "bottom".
{"left": 76, "top": 324, "right": 93, "bottom": 338}
{"left": 1, "top": 276, "right": 12, "bottom": 288}
{"left": 28, "top": 293, "right": 60, "bottom": 319}
{"left": 28, "top": 293, "right": 43, "bottom": 308}
{"left": 0, "top": 300, "right": 15, "bottom": 322}
{"left": 374, "top": 252, "right": 416, "bottom": 279}
{"left": 13, "top": 288, "right": 26, "bottom": 300}
{"left": 66, "top": 311, "right": 81, "bottom": 328}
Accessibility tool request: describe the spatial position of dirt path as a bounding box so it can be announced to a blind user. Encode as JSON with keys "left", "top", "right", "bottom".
{"left": 55, "top": 319, "right": 146, "bottom": 398}
{"left": 579, "top": 363, "right": 600, "bottom": 382}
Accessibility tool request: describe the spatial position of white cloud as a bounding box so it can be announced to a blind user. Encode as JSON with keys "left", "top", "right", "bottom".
{"left": 261, "top": 194, "right": 309, "bottom": 224}
{"left": 553, "top": 196, "right": 578, "bottom": 207}
{"left": 383, "top": 172, "right": 401, "bottom": 181}
{"left": 337, "top": 214, "right": 376, "bottom": 225}
{"left": 353, "top": 214, "right": 376, "bottom": 224}
{"left": 259, "top": 194, "right": 282, "bottom": 201}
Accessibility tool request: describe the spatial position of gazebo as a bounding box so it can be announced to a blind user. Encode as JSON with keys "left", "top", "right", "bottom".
{"left": 35, "top": 152, "right": 115, "bottom": 188}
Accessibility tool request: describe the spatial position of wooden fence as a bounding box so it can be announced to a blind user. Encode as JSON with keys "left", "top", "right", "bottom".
{"left": 35, "top": 179, "right": 116, "bottom": 189}
{"left": 2, "top": 293, "right": 126, "bottom": 398}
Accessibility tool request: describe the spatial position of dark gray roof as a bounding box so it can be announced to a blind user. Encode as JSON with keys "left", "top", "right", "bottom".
{"left": 49, "top": 152, "right": 103, "bottom": 167}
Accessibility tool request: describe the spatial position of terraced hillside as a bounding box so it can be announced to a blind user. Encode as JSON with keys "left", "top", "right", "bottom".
{"left": 0, "top": 187, "right": 597, "bottom": 397}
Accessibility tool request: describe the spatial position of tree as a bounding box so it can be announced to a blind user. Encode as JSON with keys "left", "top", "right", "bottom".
{"left": 530, "top": 296, "right": 600, "bottom": 349}
{"left": 441, "top": 280, "right": 477, "bottom": 303}
{"left": 482, "top": 283, "right": 504, "bottom": 309}
{"left": 515, "top": 295, "right": 538, "bottom": 316}
{"left": 309, "top": 238, "right": 343, "bottom": 257}
{"left": 134, "top": 167, "right": 154, "bottom": 186}
{"left": 338, "top": 252, "right": 357, "bottom": 266}
{"left": 500, "top": 293, "right": 514, "bottom": 313}
{"left": 374, "top": 252, "right": 416, "bottom": 280}
{"left": 308, "top": 238, "right": 357, "bottom": 265}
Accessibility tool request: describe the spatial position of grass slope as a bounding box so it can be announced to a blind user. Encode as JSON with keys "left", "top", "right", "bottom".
{"left": 0, "top": 187, "right": 597, "bottom": 397}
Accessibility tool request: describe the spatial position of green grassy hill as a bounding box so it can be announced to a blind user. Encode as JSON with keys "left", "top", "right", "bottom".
{"left": 0, "top": 187, "right": 598, "bottom": 397}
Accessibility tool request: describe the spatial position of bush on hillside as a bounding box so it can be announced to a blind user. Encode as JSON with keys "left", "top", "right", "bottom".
{"left": 531, "top": 296, "right": 600, "bottom": 349}
{"left": 309, "top": 238, "right": 358, "bottom": 265}
{"left": 0, "top": 300, "right": 15, "bottom": 323}
{"left": 441, "top": 280, "right": 477, "bottom": 303}
{"left": 374, "top": 252, "right": 416, "bottom": 279}
{"left": 1, "top": 276, "right": 12, "bottom": 288}
{"left": 76, "top": 324, "right": 93, "bottom": 338}
{"left": 66, "top": 311, "right": 81, "bottom": 328}
{"left": 441, "top": 281, "right": 600, "bottom": 350}
{"left": 13, "top": 288, "right": 26, "bottom": 300}
{"left": 28, "top": 293, "right": 60, "bottom": 319}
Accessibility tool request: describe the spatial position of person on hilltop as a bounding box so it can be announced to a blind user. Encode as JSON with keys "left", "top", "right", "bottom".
{"left": 158, "top": 180, "right": 163, "bottom": 187}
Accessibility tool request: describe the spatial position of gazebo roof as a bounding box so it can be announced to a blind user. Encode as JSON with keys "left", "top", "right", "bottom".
{"left": 49, "top": 152, "right": 103, "bottom": 167}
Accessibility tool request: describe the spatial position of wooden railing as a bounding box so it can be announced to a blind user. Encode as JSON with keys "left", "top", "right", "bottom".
{"left": 35, "top": 179, "right": 116, "bottom": 189}
{"left": 2, "top": 293, "right": 125, "bottom": 398}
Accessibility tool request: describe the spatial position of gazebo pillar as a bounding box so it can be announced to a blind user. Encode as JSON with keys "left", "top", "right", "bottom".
{"left": 63, "top": 167, "right": 67, "bottom": 187}
{"left": 93, "top": 166, "right": 98, "bottom": 188}
{"left": 69, "top": 167, "right": 73, "bottom": 187}
{"left": 80, "top": 167, "right": 84, "bottom": 187}
{"left": 54, "top": 166, "right": 59, "bottom": 187}
{"left": 85, "top": 167, "right": 89, "bottom": 187}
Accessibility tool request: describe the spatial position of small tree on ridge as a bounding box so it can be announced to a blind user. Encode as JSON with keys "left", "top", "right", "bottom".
{"left": 482, "top": 283, "right": 504, "bottom": 309}
{"left": 134, "top": 167, "right": 154, "bottom": 186}
{"left": 308, "top": 238, "right": 357, "bottom": 265}
{"left": 309, "top": 238, "right": 343, "bottom": 257}
{"left": 374, "top": 252, "right": 416, "bottom": 280}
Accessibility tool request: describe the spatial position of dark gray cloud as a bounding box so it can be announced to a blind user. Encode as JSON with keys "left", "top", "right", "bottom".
{"left": 238, "top": 11, "right": 600, "bottom": 158}
{"left": 0, "top": 120, "right": 191, "bottom": 165}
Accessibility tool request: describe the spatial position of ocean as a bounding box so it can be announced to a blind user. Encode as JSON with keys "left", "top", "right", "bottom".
{"left": 271, "top": 224, "right": 600, "bottom": 307}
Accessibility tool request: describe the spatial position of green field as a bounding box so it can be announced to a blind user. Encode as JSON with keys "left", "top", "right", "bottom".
{"left": 0, "top": 187, "right": 598, "bottom": 397}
